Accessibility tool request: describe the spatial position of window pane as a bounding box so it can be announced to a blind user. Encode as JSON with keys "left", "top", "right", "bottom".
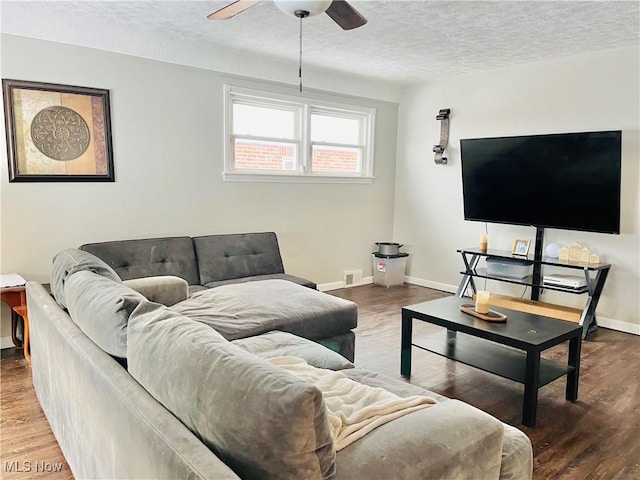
{"left": 224, "top": 85, "right": 375, "bottom": 182}
{"left": 311, "top": 145, "right": 362, "bottom": 174}
{"left": 311, "top": 113, "right": 361, "bottom": 144}
{"left": 234, "top": 139, "right": 297, "bottom": 171}
{"left": 233, "top": 103, "right": 295, "bottom": 139}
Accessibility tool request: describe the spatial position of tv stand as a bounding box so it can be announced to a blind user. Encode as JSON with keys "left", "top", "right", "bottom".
{"left": 531, "top": 226, "right": 545, "bottom": 301}
{"left": 455, "top": 229, "right": 611, "bottom": 339}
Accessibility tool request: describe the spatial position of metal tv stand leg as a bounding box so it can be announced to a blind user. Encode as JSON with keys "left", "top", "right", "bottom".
{"left": 456, "top": 253, "right": 480, "bottom": 297}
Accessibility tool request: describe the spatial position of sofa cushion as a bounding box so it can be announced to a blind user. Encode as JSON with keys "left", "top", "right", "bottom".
{"left": 232, "top": 331, "right": 354, "bottom": 370}
{"left": 204, "top": 273, "right": 316, "bottom": 290}
{"left": 334, "top": 368, "right": 532, "bottom": 480}
{"left": 170, "top": 279, "right": 358, "bottom": 341}
{"left": 51, "top": 248, "right": 122, "bottom": 308}
{"left": 268, "top": 357, "right": 437, "bottom": 452}
{"left": 80, "top": 237, "right": 200, "bottom": 285}
{"left": 127, "top": 301, "right": 336, "bottom": 480}
{"left": 123, "top": 276, "right": 188, "bottom": 306}
{"left": 64, "top": 270, "right": 145, "bottom": 358}
{"left": 334, "top": 398, "right": 504, "bottom": 480}
{"left": 340, "top": 368, "right": 448, "bottom": 402}
{"left": 193, "top": 232, "right": 285, "bottom": 285}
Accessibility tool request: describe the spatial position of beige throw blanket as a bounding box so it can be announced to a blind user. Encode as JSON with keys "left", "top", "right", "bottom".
{"left": 268, "top": 356, "right": 437, "bottom": 450}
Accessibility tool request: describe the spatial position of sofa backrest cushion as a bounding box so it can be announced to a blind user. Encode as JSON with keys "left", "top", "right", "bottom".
{"left": 65, "top": 270, "right": 145, "bottom": 358}
{"left": 51, "top": 248, "right": 122, "bottom": 308}
{"left": 80, "top": 237, "right": 200, "bottom": 285}
{"left": 127, "top": 301, "right": 336, "bottom": 480}
{"left": 231, "top": 331, "right": 354, "bottom": 371}
{"left": 193, "top": 232, "right": 285, "bottom": 285}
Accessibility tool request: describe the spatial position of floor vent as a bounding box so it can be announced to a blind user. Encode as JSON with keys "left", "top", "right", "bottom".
{"left": 343, "top": 270, "right": 363, "bottom": 287}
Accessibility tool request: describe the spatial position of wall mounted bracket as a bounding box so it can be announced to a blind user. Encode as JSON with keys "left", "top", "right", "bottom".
{"left": 433, "top": 108, "right": 451, "bottom": 165}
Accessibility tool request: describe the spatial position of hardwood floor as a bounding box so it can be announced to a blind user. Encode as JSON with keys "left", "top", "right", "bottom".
{"left": 1, "top": 283, "right": 638, "bottom": 479}
{"left": 1, "top": 348, "right": 71, "bottom": 479}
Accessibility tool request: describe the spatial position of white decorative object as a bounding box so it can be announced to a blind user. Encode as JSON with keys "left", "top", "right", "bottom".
{"left": 580, "top": 247, "right": 591, "bottom": 264}
{"left": 568, "top": 242, "right": 583, "bottom": 263}
{"left": 475, "top": 291, "right": 491, "bottom": 314}
{"left": 0, "top": 273, "right": 26, "bottom": 288}
{"left": 273, "top": 0, "right": 332, "bottom": 16}
{"left": 589, "top": 253, "right": 601, "bottom": 265}
{"left": 479, "top": 233, "right": 488, "bottom": 252}
{"left": 545, "top": 243, "right": 561, "bottom": 258}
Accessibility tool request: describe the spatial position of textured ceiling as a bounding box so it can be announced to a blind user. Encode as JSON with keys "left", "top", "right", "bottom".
{"left": 2, "top": 0, "right": 639, "bottom": 86}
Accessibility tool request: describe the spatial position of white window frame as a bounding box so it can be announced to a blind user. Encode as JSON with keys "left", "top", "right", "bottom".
{"left": 223, "top": 85, "right": 376, "bottom": 184}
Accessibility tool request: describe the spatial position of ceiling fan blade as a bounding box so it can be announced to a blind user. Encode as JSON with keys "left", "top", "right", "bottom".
{"left": 207, "top": 0, "right": 260, "bottom": 20}
{"left": 325, "top": 1, "right": 367, "bottom": 30}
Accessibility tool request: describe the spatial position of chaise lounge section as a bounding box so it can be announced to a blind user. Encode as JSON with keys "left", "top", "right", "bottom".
{"left": 79, "top": 232, "right": 359, "bottom": 359}
{"left": 51, "top": 245, "right": 358, "bottom": 361}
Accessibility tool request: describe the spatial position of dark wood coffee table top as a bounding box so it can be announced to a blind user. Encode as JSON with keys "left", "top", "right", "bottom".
{"left": 404, "top": 296, "right": 582, "bottom": 350}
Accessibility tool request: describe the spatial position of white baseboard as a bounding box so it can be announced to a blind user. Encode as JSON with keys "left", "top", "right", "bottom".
{"left": 321, "top": 275, "right": 454, "bottom": 293}
{"left": 597, "top": 316, "right": 640, "bottom": 335}
{"left": 1, "top": 336, "right": 16, "bottom": 349}
{"left": 319, "top": 276, "right": 373, "bottom": 292}
{"left": 404, "top": 276, "right": 457, "bottom": 294}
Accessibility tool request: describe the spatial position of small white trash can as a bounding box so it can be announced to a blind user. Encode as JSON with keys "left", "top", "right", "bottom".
{"left": 372, "top": 253, "right": 409, "bottom": 287}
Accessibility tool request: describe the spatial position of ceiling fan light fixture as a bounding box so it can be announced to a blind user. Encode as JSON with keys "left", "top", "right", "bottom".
{"left": 273, "top": 0, "right": 332, "bottom": 17}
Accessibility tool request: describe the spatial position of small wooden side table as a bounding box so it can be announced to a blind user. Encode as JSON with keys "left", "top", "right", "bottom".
{"left": 1, "top": 285, "right": 30, "bottom": 364}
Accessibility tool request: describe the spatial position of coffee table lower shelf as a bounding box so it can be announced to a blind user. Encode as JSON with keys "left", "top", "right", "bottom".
{"left": 413, "top": 331, "right": 574, "bottom": 387}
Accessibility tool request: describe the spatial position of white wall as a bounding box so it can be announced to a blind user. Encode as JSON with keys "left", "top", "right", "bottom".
{"left": 2, "top": 34, "right": 638, "bottom": 346}
{"left": 0, "top": 35, "right": 400, "bottom": 343}
{"left": 394, "top": 46, "right": 640, "bottom": 333}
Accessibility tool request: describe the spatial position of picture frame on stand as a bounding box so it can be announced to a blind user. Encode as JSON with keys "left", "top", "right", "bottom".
{"left": 512, "top": 238, "right": 531, "bottom": 256}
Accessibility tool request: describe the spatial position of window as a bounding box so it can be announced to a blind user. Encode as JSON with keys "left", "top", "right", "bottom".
{"left": 224, "top": 85, "right": 375, "bottom": 183}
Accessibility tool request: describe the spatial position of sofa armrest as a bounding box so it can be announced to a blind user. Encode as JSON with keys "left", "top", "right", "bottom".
{"left": 335, "top": 398, "right": 505, "bottom": 480}
{"left": 123, "top": 276, "right": 188, "bottom": 306}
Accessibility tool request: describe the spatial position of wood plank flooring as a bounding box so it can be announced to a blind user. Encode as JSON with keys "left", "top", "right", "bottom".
{"left": 1, "top": 347, "right": 71, "bottom": 479}
{"left": 1, "top": 283, "right": 639, "bottom": 479}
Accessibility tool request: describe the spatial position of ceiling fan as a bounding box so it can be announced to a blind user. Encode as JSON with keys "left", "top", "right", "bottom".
{"left": 208, "top": 0, "right": 367, "bottom": 30}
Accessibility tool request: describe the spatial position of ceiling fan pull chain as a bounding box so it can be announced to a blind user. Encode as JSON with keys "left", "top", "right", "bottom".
{"left": 299, "top": 14, "right": 303, "bottom": 92}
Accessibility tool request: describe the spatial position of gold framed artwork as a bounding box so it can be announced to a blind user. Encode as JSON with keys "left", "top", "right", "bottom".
{"left": 2, "top": 79, "right": 114, "bottom": 182}
{"left": 512, "top": 238, "right": 531, "bottom": 256}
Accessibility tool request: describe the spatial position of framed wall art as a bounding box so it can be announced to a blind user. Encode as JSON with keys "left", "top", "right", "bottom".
{"left": 2, "top": 79, "right": 114, "bottom": 182}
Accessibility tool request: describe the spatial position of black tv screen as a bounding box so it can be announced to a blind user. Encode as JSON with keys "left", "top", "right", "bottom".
{"left": 460, "top": 131, "right": 622, "bottom": 234}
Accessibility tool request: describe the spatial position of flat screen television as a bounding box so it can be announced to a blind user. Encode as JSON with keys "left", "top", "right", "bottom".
{"left": 460, "top": 130, "right": 622, "bottom": 234}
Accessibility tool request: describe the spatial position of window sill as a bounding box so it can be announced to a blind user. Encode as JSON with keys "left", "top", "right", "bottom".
{"left": 222, "top": 172, "right": 375, "bottom": 184}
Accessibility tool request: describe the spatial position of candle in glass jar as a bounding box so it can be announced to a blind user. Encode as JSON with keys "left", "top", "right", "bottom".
{"left": 475, "top": 291, "right": 491, "bottom": 314}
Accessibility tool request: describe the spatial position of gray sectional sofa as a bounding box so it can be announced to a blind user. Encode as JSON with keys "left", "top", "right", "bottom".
{"left": 25, "top": 241, "right": 534, "bottom": 480}
{"left": 79, "top": 232, "right": 357, "bottom": 360}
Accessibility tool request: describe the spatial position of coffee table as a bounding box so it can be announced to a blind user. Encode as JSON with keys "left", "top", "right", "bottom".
{"left": 401, "top": 296, "right": 583, "bottom": 427}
